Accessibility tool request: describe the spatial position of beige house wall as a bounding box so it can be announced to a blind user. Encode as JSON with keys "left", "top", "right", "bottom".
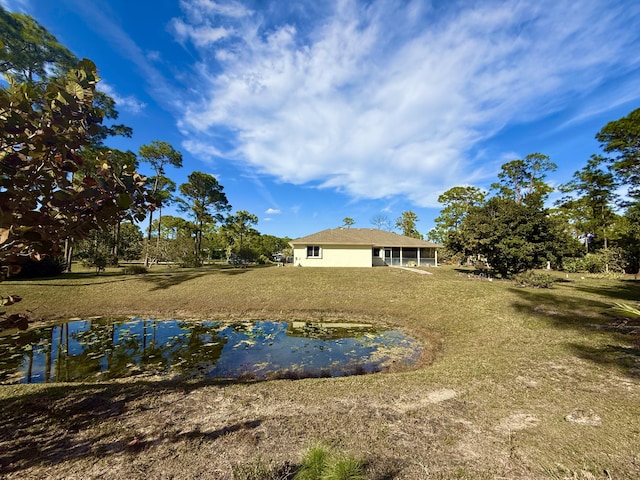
{"left": 293, "top": 245, "right": 372, "bottom": 267}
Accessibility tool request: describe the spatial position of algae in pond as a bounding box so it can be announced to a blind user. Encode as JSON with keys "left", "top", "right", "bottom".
{"left": 0, "top": 319, "right": 420, "bottom": 383}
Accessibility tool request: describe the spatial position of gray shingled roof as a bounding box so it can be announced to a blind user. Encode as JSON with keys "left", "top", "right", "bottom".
{"left": 289, "top": 228, "right": 441, "bottom": 248}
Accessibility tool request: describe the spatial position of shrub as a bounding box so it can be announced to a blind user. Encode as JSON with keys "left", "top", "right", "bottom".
{"left": 562, "top": 249, "right": 627, "bottom": 274}
{"left": 12, "top": 256, "right": 66, "bottom": 278}
{"left": 561, "top": 256, "right": 586, "bottom": 273}
{"left": 513, "top": 270, "right": 555, "bottom": 288}
{"left": 122, "top": 265, "right": 148, "bottom": 275}
{"left": 179, "top": 253, "right": 202, "bottom": 268}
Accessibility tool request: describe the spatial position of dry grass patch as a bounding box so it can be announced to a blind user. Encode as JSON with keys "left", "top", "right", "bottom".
{"left": 0, "top": 265, "right": 639, "bottom": 478}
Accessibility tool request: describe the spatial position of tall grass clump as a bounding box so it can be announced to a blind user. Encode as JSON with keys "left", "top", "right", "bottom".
{"left": 294, "top": 445, "right": 365, "bottom": 480}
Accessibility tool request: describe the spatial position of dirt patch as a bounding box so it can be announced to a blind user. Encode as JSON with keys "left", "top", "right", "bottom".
{"left": 496, "top": 413, "right": 540, "bottom": 432}
{"left": 392, "top": 388, "right": 458, "bottom": 413}
{"left": 564, "top": 409, "right": 602, "bottom": 426}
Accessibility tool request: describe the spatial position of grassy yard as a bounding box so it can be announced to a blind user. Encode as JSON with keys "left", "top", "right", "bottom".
{"left": 0, "top": 264, "right": 638, "bottom": 479}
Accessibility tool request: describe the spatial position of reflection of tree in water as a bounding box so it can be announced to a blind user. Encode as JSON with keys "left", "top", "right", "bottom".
{"left": 1, "top": 319, "right": 418, "bottom": 384}
{"left": 171, "top": 322, "right": 226, "bottom": 375}
{"left": 73, "top": 319, "right": 227, "bottom": 380}
{"left": 0, "top": 329, "right": 40, "bottom": 383}
{"left": 0, "top": 319, "right": 228, "bottom": 383}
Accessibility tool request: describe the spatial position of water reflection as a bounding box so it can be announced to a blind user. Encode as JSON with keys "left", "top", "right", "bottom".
{"left": 0, "top": 319, "right": 420, "bottom": 383}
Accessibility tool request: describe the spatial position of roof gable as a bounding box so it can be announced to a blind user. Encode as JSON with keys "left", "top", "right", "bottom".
{"left": 290, "top": 228, "right": 441, "bottom": 248}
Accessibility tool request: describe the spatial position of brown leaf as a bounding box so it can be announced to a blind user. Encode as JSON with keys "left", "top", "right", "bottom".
{"left": 0, "top": 228, "right": 10, "bottom": 244}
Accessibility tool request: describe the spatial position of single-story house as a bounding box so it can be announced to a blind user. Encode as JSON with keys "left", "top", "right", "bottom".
{"left": 289, "top": 228, "right": 442, "bottom": 268}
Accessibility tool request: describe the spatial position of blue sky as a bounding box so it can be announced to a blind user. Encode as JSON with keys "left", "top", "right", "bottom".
{"left": 4, "top": 0, "right": 640, "bottom": 239}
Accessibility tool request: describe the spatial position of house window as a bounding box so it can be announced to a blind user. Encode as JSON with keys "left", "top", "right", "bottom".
{"left": 306, "top": 245, "right": 321, "bottom": 258}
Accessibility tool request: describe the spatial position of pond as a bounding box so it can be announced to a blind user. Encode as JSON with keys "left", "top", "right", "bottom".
{"left": 0, "top": 318, "right": 421, "bottom": 383}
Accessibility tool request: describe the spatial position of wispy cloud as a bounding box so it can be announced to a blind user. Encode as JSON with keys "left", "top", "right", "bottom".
{"left": 0, "top": 0, "right": 28, "bottom": 11}
{"left": 65, "top": 0, "right": 177, "bottom": 108}
{"left": 98, "top": 82, "right": 146, "bottom": 114}
{"left": 182, "top": 139, "right": 225, "bottom": 161}
{"left": 173, "top": 0, "right": 640, "bottom": 207}
{"left": 265, "top": 208, "right": 280, "bottom": 215}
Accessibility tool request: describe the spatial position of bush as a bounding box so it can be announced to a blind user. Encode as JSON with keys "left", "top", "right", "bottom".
{"left": 257, "top": 254, "right": 271, "bottom": 265}
{"left": 562, "top": 249, "right": 627, "bottom": 274}
{"left": 179, "top": 253, "right": 202, "bottom": 268}
{"left": 12, "top": 256, "right": 66, "bottom": 278}
{"left": 122, "top": 265, "right": 148, "bottom": 275}
{"left": 513, "top": 270, "right": 555, "bottom": 288}
{"left": 561, "top": 256, "right": 586, "bottom": 273}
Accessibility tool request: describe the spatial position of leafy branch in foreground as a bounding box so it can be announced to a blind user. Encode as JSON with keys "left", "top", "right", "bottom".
{"left": 610, "top": 303, "right": 640, "bottom": 318}
{"left": 0, "top": 59, "right": 149, "bottom": 329}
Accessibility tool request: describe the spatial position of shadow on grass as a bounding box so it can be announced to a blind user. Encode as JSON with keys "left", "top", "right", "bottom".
{"left": 6, "top": 270, "right": 139, "bottom": 287}
{"left": 509, "top": 284, "right": 640, "bottom": 378}
{"left": 0, "top": 378, "right": 261, "bottom": 475}
{"left": 571, "top": 278, "right": 640, "bottom": 303}
{"left": 138, "top": 265, "right": 252, "bottom": 291}
{"left": 8, "top": 265, "right": 256, "bottom": 290}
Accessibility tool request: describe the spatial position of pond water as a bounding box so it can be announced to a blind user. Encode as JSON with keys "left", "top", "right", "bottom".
{"left": 0, "top": 318, "right": 420, "bottom": 383}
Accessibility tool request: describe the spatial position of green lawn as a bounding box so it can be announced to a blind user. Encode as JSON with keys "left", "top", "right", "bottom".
{"left": 0, "top": 265, "right": 638, "bottom": 479}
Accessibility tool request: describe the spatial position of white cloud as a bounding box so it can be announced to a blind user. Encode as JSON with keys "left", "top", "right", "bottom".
{"left": 179, "top": 0, "right": 252, "bottom": 19}
{"left": 182, "top": 139, "right": 225, "bottom": 161}
{"left": 170, "top": 18, "right": 233, "bottom": 46}
{"left": 174, "top": 0, "right": 640, "bottom": 207}
{"left": 265, "top": 208, "right": 281, "bottom": 215}
{"left": 98, "top": 82, "right": 147, "bottom": 114}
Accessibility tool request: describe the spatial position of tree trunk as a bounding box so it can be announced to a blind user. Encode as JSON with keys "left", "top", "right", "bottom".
{"left": 144, "top": 209, "right": 154, "bottom": 267}
{"left": 64, "top": 238, "right": 74, "bottom": 272}
{"left": 157, "top": 205, "right": 162, "bottom": 250}
{"left": 113, "top": 221, "right": 121, "bottom": 258}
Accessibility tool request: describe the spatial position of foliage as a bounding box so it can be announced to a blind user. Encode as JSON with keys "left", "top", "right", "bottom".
{"left": 617, "top": 201, "right": 640, "bottom": 275}
{"left": 11, "top": 256, "right": 66, "bottom": 279}
{"left": 139, "top": 141, "right": 182, "bottom": 266}
{"left": 610, "top": 302, "right": 640, "bottom": 318}
{"left": 179, "top": 252, "right": 203, "bottom": 268}
{"left": 491, "top": 153, "right": 556, "bottom": 205}
{"left": 395, "top": 211, "right": 422, "bottom": 239}
{"left": 513, "top": 270, "right": 555, "bottom": 288}
{"left": 342, "top": 217, "right": 355, "bottom": 228}
{"left": 428, "top": 186, "right": 486, "bottom": 244}
{"left": 0, "top": 59, "right": 148, "bottom": 272}
{"left": 556, "top": 155, "right": 618, "bottom": 250}
{"left": 122, "top": 265, "right": 148, "bottom": 275}
{"left": 178, "top": 171, "right": 230, "bottom": 257}
{"left": 0, "top": 7, "right": 131, "bottom": 144}
{"left": 561, "top": 257, "right": 588, "bottom": 273}
{"left": 561, "top": 248, "right": 628, "bottom": 274}
{"left": 223, "top": 210, "right": 259, "bottom": 255}
{"left": 596, "top": 107, "right": 640, "bottom": 198}
{"left": 75, "top": 231, "right": 116, "bottom": 269}
{"left": 448, "top": 196, "right": 577, "bottom": 277}
{"left": 0, "top": 6, "right": 77, "bottom": 83}
{"left": 117, "top": 222, "right": 144, "bottom": 260}
{"left": 138, "top": 141, "right": 183, "bottom": 176}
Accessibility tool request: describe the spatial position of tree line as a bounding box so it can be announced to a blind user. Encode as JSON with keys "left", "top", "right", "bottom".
{"left": 425, "top": 111, "right": 640, "bottom": 277}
